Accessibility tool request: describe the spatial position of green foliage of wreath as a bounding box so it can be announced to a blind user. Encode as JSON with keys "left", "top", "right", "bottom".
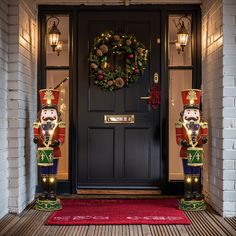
{"left": 89, "top": 31, "right": 148, "bottom": 91}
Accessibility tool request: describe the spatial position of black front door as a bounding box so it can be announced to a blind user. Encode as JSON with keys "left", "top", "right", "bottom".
{"left": 77, "top": 11, "right": 161, "bottom": 189}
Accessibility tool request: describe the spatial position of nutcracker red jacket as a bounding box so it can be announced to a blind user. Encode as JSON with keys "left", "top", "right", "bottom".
{"left": 175, "top": 120, "right": 208, "bottom": 158}
{"left": 33, "top": 121, "right": 65, "bottom": 158}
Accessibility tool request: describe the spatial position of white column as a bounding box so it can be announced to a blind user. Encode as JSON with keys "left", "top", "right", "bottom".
{"left": 0, "top": 0, "right": 9, "bottom": 219}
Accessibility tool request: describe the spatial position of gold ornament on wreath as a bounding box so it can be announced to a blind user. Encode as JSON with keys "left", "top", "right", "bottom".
{"left": 89, "top": 31, "right": 148, "bottom": 91}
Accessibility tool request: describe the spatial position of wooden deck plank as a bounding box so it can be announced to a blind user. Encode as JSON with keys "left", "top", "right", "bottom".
{"left": 0, "top": 214, "right": 21, "bottom": 235}
{"left": 224, "top": 218, "right": 236, "bottom": 231}
{"left": 167, "top": 225, "right": 179, "bottom": 236}
{"left": 201, "top": 210, "right": 232, "bottom": 236}
{"left": 176, "top": 225, "right": 189, "bottom": 236}
{"left": 141, "top": 225, "right": 152, "bottom": 236}
{"left": 87, "top": 225, "right": 96, "bottom": 236}
{"left": 185, "top": 211, "right": 216, "bottom": 236}
{"left": 195, "top": 210, "right": 223, "bottom": 236}
{"left": 0, "top": 214, "right": 16, "bottom": 232}
{"left": 206, "top": 207, "right": 236, "bottom": 235}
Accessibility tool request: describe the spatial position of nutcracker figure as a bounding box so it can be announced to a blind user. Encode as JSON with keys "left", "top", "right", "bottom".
{"left": 175, "top": 89, "right": 208, "bottom": 211}
{"left": 33, "top": 89, "right": 65, "bottom": 211}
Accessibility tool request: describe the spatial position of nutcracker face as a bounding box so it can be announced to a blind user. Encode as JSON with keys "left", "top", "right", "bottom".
{"left": 183, "top": 108, "right": 200, "bottom": 123}
{"left": 40, "top": 108, "right": 58, "bottom": 124}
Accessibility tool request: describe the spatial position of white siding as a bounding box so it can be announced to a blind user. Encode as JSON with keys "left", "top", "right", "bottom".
{"left": 8, "top": 0, "right": 37, "bottom": 214}
{"left": 0, "top": 0, "right": 9, "bottom": 219}
{"left": 202, "top": 0, "right": 236, "bottom": 217}
{"left": 222, "top": 0, "right": 236, "bottom": 217}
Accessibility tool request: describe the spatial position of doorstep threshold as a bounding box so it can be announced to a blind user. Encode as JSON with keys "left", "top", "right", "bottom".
{"left": 77, "top": 189, "right": 161, "bottom": 195}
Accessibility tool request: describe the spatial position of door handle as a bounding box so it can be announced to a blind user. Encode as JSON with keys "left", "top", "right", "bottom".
{"left": 140, "top": 96, "right": 150, "bottom": 100}
{"left": 140, "top": 72, "right": 159, "bottom": 100}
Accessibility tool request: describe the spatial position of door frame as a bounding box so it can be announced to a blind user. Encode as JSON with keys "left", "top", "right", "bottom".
{"left": 38, "top": 4, "right": 201, "bottom": 195}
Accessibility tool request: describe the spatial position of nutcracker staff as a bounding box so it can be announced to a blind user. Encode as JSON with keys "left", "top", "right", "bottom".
{"left": 175, "top": 89, "right": 208, "bottom": 211}
{"left": 33, "top": 89, "right": 65, "bottom": 211}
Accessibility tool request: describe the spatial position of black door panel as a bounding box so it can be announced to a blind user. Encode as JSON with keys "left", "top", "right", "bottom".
{"left": 77, "top": 11, "right": 161, "bottom": 189}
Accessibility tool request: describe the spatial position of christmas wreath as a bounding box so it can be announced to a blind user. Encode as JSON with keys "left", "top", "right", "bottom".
{"left": 89, "top": 31, "right": 148, "bottom": 91}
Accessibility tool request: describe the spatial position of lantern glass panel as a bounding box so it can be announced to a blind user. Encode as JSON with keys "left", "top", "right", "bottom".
{"left": 46, "top": 15, "right": 69, "bottom": 66}
{"left": 178, "top": 33, "right": 189, "bottom": 47}
{"left": 168, "top": 15, "right": 192, "bottom": 66}
{"left": 48, "top": 33, "right": 60, "bottom": 47}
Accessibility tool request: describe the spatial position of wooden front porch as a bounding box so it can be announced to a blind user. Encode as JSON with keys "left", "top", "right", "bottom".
{"left": 0, "top": 201, "right": 235, "bottom": 236}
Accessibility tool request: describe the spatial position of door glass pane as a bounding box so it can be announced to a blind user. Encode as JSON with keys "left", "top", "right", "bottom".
{"left": 168, "top": 15, "right": 192, "bottom": 66}
{"left": 46, "top": 70, "right": 69, "bottom": 180}
{"left": 46, "top": 15, "right": 69, "bottom": 66}
{"left": 169, "top": 70, "right": 192, "bottom": 181}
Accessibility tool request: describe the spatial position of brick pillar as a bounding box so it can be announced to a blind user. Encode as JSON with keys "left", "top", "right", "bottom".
{"left": 202, "top": 0, "right": 236, "bottom": 217}
{"left": 0, "top": 0, "right": 9, "bottom": 219}
{"left": 221, "top": 0, "right": 236, "bottom": 217}
{"left": 8, "top": 0, "right": 37, "bottom": 214}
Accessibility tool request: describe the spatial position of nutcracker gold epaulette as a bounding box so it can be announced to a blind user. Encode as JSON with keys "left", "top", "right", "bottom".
{"left": 33, "top": 122, "right": 40, "bottom": 128}
{"left": 201, "top": 122, "right": 208, "bottom": 128}
{"left": 59, "top": 121, "right": 66, "bottom": 128}
{"left": 175, "top": 120, "right": 183, "bottom": 128}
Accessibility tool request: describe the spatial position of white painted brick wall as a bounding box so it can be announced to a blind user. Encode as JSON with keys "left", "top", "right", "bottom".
{"left": 202, "top": 0, "right": 224, "bottom": 216}
{"left": 202, "top": 0, "right": 236, "bottom": 217}
{"left": 222, "top": 0, "right": 236, "bottom": 217}
{"left": 7, "top": 0, "right": 37, "bottom": 215}
{"left": 0, "top": 0, "right": 9, "bottom": 219}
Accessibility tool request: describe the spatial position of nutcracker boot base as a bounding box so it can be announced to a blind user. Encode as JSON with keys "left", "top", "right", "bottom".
{"left": 184, "top": 175, "right": 193, "bottom": 201}
{"left": 35, "top": 199, "right": 61, "bottom": 211}
{"left": 37, "top": 175, "right": 49, "bottom": 201}
{"left": 179, "top": 198, "right": 206, "bottom": 211}
{"left": 48, "top": 175, "right": 57, "bottom": 201}
{"left": 38, "top": 192, "right": 48, "bottom": 201}
{"left": 192, "top": 174, "right": 203, "bottom": 201}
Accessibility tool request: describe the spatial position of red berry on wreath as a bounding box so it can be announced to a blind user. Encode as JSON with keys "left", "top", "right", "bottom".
{"left": 134, "top": 69, "right": 139, "bottom": 74}
{"left": 128, "top": 54, "right": 134, "bottom": 59}
{"left": 98, "top": 74, "right": 103, "bottom": 80}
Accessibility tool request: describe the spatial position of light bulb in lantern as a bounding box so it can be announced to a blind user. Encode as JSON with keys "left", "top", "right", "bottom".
{"left": 55, "top": 40, "right": 63, "bottom": 56}
{"left": 175, "top": 41, "right": 181, "bottom": 54}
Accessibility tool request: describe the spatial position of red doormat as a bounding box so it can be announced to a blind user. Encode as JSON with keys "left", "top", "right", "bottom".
{"left": 47, "top": 199, "right": 191, "bottom": 225}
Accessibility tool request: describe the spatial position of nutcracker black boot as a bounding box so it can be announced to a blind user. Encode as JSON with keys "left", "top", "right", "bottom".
{"left": 192, "top": 175, "right": 203, "bottom": 200}
{"left": 48, "top": 175, "right": 57, "bottom": 201}
{"left": 184, "top": 175, "right": 193, "bottom": 201}
{"left": 39, "top": 175, "right": 49, "bottom": 200}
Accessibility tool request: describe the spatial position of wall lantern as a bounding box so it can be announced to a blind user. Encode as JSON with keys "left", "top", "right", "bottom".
{"left": 174, "top": 16, "right": 191, "bottom": 52}
{"left": 46, "top": 16, "right": 61, "bottom": 52}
